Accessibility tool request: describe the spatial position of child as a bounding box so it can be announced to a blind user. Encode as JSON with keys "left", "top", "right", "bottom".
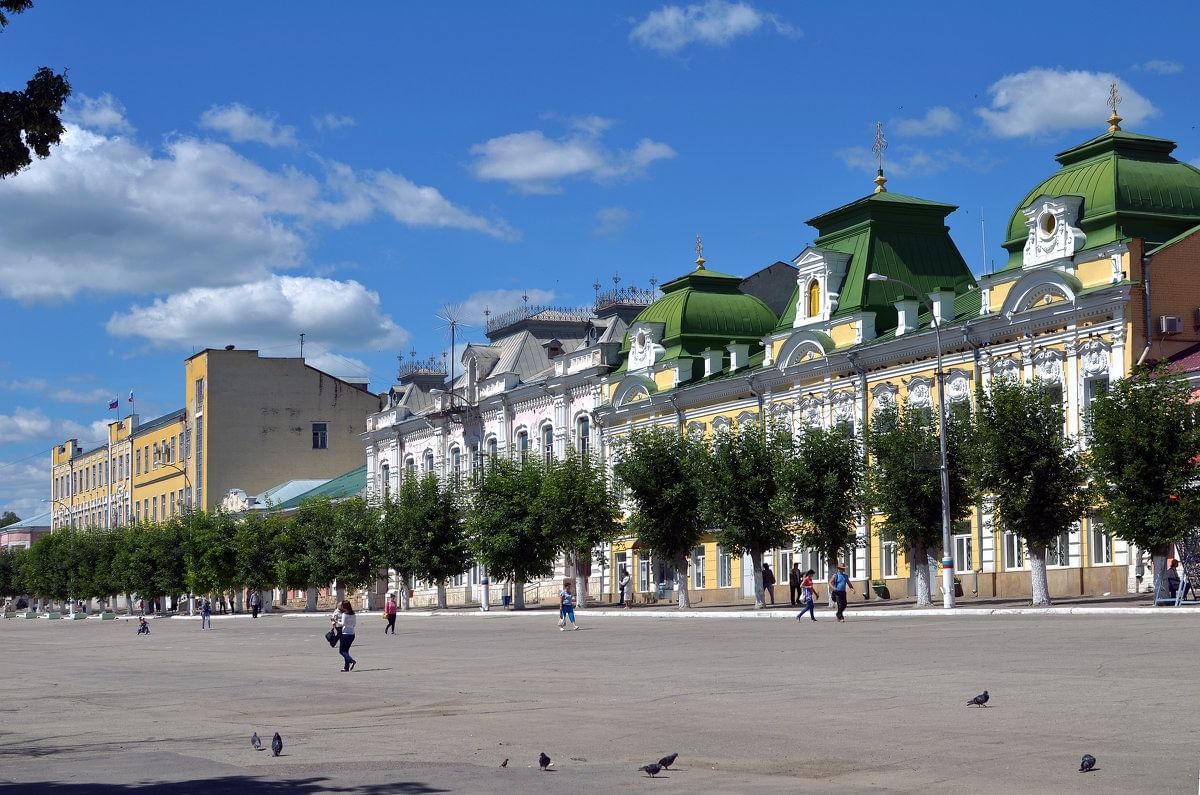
{"left": 137, "top": 616, "right": 150, "bottom": 635}
{"left": 558, "top": 579, "right": 578, "bottom": 631}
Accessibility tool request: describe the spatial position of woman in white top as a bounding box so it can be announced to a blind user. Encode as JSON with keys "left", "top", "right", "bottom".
{"left": 334, "top": 600, "right": 357, "bottom": 671}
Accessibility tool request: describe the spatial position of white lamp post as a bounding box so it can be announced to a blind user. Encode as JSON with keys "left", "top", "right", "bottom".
{"left": 867, "top": 273, "right": 956, "bottom": 608}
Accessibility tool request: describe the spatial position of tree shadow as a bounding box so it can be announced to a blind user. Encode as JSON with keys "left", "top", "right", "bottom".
{"left": 0, "top": 777, "right": 449, "bottom": 794}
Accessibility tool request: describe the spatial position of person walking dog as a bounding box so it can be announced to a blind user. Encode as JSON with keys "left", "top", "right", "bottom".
{"left": 333, "top": 600, "right": 357, "bottom": 671}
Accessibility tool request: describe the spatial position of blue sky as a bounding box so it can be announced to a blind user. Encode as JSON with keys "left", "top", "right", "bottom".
{"left": 1, "top": 0, "right": 1197, "bottom": 517}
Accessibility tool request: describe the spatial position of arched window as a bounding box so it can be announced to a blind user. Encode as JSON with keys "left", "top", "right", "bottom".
{"left": 486, "top": 436, "right": 498, "bottom": 466}
{"left": 515, "top": 431, "right": 529, "bottom": 462}
{"left": 806, "top": 279, "right": 821, "bottom": 319}
{"left": 576, "top": 416, "right": 590, "bottom": 456}
{"left": 423, "top": 450, "right": 435, "bottom": 474}
{"left": 449, "top": 445, "right": 462, "bottom": 483}
{"left": 542, "top": 423, "right": 554, "bottom": 465}
{"left": 380, "top": 462, "right": 390, "bottom": 499}
{"left": 404, "top": 456, "right": 415, "bottom": 476}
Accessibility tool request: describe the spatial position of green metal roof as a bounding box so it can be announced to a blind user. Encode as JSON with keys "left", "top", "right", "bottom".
{"left": 615, "top": 265, "right": 777, "bottom": 377}
{"left": 276, "top": 465, "right": 367, "bottom": 509}
{"left": 1002, "top": 130, "right": 1200, "bottom": 269}
{"left": 777, "top": 191, "right": 975, "bottom": 334}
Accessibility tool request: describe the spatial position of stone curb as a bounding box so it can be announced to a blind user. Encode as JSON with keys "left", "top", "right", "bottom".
{"left": 266, "top": 606, "right": 1200, "bottom": 619}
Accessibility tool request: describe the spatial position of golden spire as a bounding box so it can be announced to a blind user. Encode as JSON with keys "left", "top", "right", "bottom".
{"left": 1107, "top": 81, "right": 1123, "bottom": 132}
{"left": 872, "top": 121, "right": 888, "bottom": 193}
{"left": 695, "top": 234, "right": 706, "bottom": 270}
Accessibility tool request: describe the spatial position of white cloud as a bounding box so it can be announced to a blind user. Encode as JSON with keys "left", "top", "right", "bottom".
{"left": 594, "top": 206, "right": 632, "bottom": 237}
{"left": 630, "top": 0, "right": 794, "bottom": 53}
{"left": 0, "top": 461, "right": 52, "bottom": 522}
{"left": 68, "top": 93, "right": 134, "bottom": 134}
{"left": 0, "top": 116, "right": 514, "bottom": 301}
{"left": 457, "top": 288, "right": 556, "bottom": 325}
{"left": 976, "top": 68, "right": 1157, "bottom": 138}
{"left": 1135, "top": 60, "right": 1183, "bottom": 75}
{"left": 106, "top": 275, "right": 409, "bottom": 354}
{"left": 836, "top": 146, "right": 994, "bottom": 178}
{"left": 892, "top": 106, "right": 960, "bottom": 137}
{"left": 470, "top": 121, "right": 676, "bottom": 194}
{"left": 0, "top": 408, "right": 93, "bottom": 445}
{"left": 301, "top": 350, "right": 372, "bottom": 380}
{"left": 199, "top": 103, "right": 298, "bottom": 148}
{"left": 1, "top": 378, "right": 114, "bottom": 405}
{"left": 313, "top": 112, "right": 357, "bottom": 130}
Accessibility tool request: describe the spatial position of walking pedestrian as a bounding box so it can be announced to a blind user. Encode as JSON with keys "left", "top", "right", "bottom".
{"left": 333, "top": 600, "right": 357, "bottom": 671}
{"left": 218, "top": 594, "right": 227, "bottom": 615}
{"left": 201, "top": 597, "right": 212, "bottom": 630}
{"left": 250, "top": 591, "right": 262, "bottom": 618}
{"left": 796, "top": 570, "right": 818, "bottom": 622}
{"left": 619, "top": 568, "right": 633, "bottom": 609}
{"left": 829, "top": 562, "right": 854, "bottom": 622}
{"left": 558, "top": 579, "right": 578, "bottom": 631}
{"left": 789, "top": 562, "right": 803, "bottom": 605}
{"left": 761, "top": 563, "right": 776, "bottom": 605}
{"left": 384, "top": 593, "right": 397, "bottom": 634}
{"left": 136, "top": 616, "right": 150, "bottom": 635}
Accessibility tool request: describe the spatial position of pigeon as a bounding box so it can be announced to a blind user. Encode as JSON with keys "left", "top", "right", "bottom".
{"left": 658, "top": 753, "right": 678, "bottom": 770}
{"left": 251, "top": 732, "right": 262, "bottom": 751}
{"left": 1079, "top": 754, "right": 1096, "bottom": 772}
{"left": 639, "top": 763, "right": 663, "bottom": 777}
{"left": 538, "top": 752, "right": 552, "bottom": 771}
{"left": 271, "top": 732, "right": 282, "bottom": 757}
{"left": 500, "top": 758, "right": 508, "bottom": 768}
{"left": 967, "top": 690, "right": 989, "bottom": 707}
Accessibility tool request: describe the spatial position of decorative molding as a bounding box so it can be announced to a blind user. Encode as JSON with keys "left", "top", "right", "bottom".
{"left": 1022, "top": 195, "right": 1086, "bottom": 268}
{"left": 905, "top": 376, "right": 933, "bottom": 409}
{"left": 1033, "top": 348, "right": 1064, "bottom": 382}
{"left": 871, "top": 383, "right": 898, "bottom": 415}
{"left": 992, "top": 356, "right": 1020, "bottom": 382}
{"left": 1079, "top": 339, "right": 1111, "bottom": 377}
{"left": 946, "top": 369, "right": 971, "bottom": 403}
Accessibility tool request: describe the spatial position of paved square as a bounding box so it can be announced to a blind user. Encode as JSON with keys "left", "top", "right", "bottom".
{"left": 0, "top": 611, "right": 1196, "bottom": 793}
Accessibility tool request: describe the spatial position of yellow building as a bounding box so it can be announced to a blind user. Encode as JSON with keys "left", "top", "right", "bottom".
{"left": 599, "top": 117, "right": 1200, "bottom": 603}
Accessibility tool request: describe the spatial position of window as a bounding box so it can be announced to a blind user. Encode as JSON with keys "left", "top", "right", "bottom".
{"left": 516, "top": 431, "right": 529, "bottom": 462}
{"left": 170, "top": 436, "right": 177, "bottom": 463}
{"left": 637, "top": 555, "right": 652, "bottom": 593}
{"left": 1089, "top": 515, "right": 1113, "bottom": 565}
{"left": 1047, "top": 530, "right": 1071, "bottom": 567}
{"left": 452, "top": 573, "right": 464, "bottom": 587}
{"left": 486, "top": 436, "right": 498, "bottom": 463}
{"left": 194, "top": 377, "right": 204, "bottom": 410}
{"left": 717, "top": 546, "right": 733, "bottom": 588}
{"left": 541, "top": 424, "right": 554, "bottom": 465}
{"left": 881, "top": 532, "right": 898, "bottom": 578}
{"left": 450, "top": 446, "right": 462, "bottom": 482}
{"left": 806, "top": 278, "right": 820, "bottom": 319}
{"left": 954, "top": 534, "right": 973, "bottom": 574}
{"left": 779, "top": 550, "right": 793, "bottom": 584}
{"left": 380, "top": 463, "right": 390, "bottom": 499}
{"left": 1003, "top": 532, "right": 1025, "bottom": 570}
{"left": 577, "top": 416, "right": 590, "bottom": 456}
{"left": 152, "top": 495, "right": 158, "bottom": 523}
{"left": 312, "top": 422, "right": 328, "bottom": 449}
{"left": 692, "top": 546, "right": 706, "bottom": 589}
{"left": 423, "top": 451, "right": 435, "bottom": 474}
{"left": 135, "top": 450, "right": 141, "bottom": 475}
{"left": 800, "top": 548, "right": 827, "bottom": 581}
{"left": 405, "top": 457, "right": 415, "bottom": 477}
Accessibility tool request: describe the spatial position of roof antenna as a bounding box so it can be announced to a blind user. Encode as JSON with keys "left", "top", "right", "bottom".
{"left": 872, "top": 121, "right": 888, "bottom": 194}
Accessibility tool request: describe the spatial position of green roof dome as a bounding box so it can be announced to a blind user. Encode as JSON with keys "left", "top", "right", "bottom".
{"left": 619, "top": 266, "right": 777, "bottom": 362}
{"left": 1002, "top": 130, "right": 1200, "bottom": 270}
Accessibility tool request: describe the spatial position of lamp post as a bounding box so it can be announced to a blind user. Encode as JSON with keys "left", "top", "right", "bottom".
{"left": 866, "top": 273, "right": 955, "bottom": 608}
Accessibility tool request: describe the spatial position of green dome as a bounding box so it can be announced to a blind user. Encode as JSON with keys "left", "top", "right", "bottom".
{"left": 619, "top": 267, "right": 777, "bottom": 361}
{"left": 1002, "top": 130, "right": 1200, "bottom": 270}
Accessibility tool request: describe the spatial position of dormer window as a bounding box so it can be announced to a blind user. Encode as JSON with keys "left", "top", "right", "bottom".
{"left": 806, "top": 279, "right": 821, "bottom": 319}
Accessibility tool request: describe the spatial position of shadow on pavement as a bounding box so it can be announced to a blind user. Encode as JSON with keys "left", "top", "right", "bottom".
{"left": 0, "top": 778, "right": 449, "bottom": 794}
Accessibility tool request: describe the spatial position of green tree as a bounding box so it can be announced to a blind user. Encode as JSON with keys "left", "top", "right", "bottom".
{"left": 292, "top": 497, "right": 339, "bottom": 610}
{"left": 972, "top": 377, "right": 1089, "bottom": 606}
{"left": 273, "top": 510, "right": 316, "bottom": 610}
{"left": 537, "top": 451, "right": 620, "bottom": 610}
{"left": 868, "top": 404, "right": 974, "bottom": 606}
{"left": 235, "top": 511, "right": 283, "bottom": 609}
{"left": 704, "top": 423, "right": 795, "bottom": 609}
{"left": 0, "top": 2, "right": 72, "bottom": 178}
{"left": 184, "top": 511, "right": 239, "bottom": 606}
{"left": 0, "top": 545, "right": 28, "bottom": 597}
{"left": 469, "top": 457, "right": 555, "bottom": 610}
{"left": 376, "top": 489, "right": 417, "bottom": 610}
{"left": 23, "top": 530, "right": 69, "bottom": 605}
{"left": 0, "top": 511, "right": 19, "bottom": 528}
{"left": 404, "top": 474, "right": 471, "bottom": 609}
{"left": 613, "top": 426, "right": 708, "bottom": 610}
{"left": 328, "top": 496, "right": 379, "bottom": 601}
{"left": 778, "top": 424, "right": 864, "bottom": 589}
{"left": 1087, "top": 365, "right": 1200, "bottom": 597}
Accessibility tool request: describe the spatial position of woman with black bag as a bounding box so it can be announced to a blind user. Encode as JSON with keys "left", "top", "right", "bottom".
{"left": 333, "top": 600, "right": 357, "bottom": 671}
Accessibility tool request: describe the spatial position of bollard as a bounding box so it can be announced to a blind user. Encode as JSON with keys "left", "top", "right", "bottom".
{"left": 480, "top": 578, "right": 490, "bottom": 612}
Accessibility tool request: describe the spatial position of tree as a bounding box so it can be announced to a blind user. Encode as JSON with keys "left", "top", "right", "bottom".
{"left": 273, "top": 510, "right": 316, "bottom": 610}
{"left": 1, "top": 2, "right": 72, "bottom": 178}
{"left": 0, "top": 545, "right": 28, "bottom": 597}
{"left": 23, "top": 530, "right": 68, "bottom": 605}
{"left": 613, "top": 426, "right": 708, "bottom": 610}
{"left": 376, "top": 488, "right": 417, "bottom": 610}
{"left": 292, "top": 497, "right": 340, "bottom": 611}
{"left": 184, "top": 511, "right": 239, "bottom": 605}
{"left": 778, "top": 424, "right": 864, "bottom": 590}
{"left": 1087, "top": 365, "right": 1200, "bottom": 597}
{"left": 469, "top": 457, "right": 555, "bottom": 610}
{"left": 235, "top": 511, "right": 283, "bottom": 608}
{"left": 403, "top": 474, "right": 471, "bottom": 609}
{"left": 972, "top": 377, "right": 1089, "bottom": 606}
{"left": 537, "top": 451, "right": 620, "bottom": 609}
{"left": 704, "top": 423, "right": 795, "bottom": 609}
{"left": 869, "top": 404, "right": 974, "bottom": 606}
{"left": 328, "top": 496, "right": 379, "bottom": 601}
{"left": 0, "top": 510, "right": 19, "bottom": 528}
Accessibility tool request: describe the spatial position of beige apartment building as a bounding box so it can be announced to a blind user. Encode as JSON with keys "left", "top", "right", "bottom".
{"left": 50, "top": 348, "right": 383, "bottom": 527}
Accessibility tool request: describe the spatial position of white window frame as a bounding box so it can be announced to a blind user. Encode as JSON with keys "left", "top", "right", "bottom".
{"left": 881, "top": 535, "right": 898, "bottom": 579}
{"left": 576, "top": 416, "right": 590, "bottom": 456}
{"left": 541, "top": 423, "right": 554, "bottom": 465}
{"left": 1047, "top": 530, "right": 1071, "bottom": 568}
{"left": 778, "top": 550, "right": 793, "bottom": 584}
{"left": 954, "top": 533, "right": 973, "bottom": 574}
{"left": 1003, "top": 532, "right": 1025, "bottom": 571}
{"left": 692, "top": 546, "right": 706, "bottom": 589}
{"left": 637, "top": 554, "right": 652, "bottom": 593}
{"left": 1089, "top": 515, "right": 1113, "bottom": 565}
{"left": 717, "top": 546, "right": 732, "bottom": 588}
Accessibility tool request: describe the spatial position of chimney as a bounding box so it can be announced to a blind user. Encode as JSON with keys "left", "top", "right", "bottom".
{"left": 929, "top": 289, "right": 956, "bottom": 324}
{"left": 702, "top": 348, "right": 723, "bottom": 377}
{"left": 894, "top": 297, "right": 919, "bottom": 336}
{"left": 726, "top": 342, "right": 750, "bottom": 371}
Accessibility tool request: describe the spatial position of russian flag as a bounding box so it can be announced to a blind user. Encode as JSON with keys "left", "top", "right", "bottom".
{"left": 108, "top": 399, "right": 119, "bottom": 410}
{"left": 127, "top": 390, "right": 135, "bottom": 403}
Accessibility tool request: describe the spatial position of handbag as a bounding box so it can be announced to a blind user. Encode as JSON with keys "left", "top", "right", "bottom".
{"left": 325, "top": 627, "right": 339, "bottom": 647}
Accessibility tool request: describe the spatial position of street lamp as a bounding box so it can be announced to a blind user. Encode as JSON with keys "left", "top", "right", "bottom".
{"left": 866, "top": 272, "right": 955, "bottom": 609}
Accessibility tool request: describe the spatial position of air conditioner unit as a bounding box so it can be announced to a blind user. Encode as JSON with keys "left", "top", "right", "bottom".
{"left": 1160, "top": 315, "right": 1183, "bottom": 335}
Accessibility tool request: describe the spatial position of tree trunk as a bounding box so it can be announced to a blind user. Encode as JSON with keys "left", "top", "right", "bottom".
{"left": 826, "top": 553, "right": 839, "bottom": 609}
{"left": 572, "top": 550, "right": 587, "bottom": 611}
{"left": 333, "top": 583, "right": 345, "bottom": 606}
{"left": 399, "top": 575, "right": 410, "bottom": 611}
{"left": 750, "top": 548, "right": 765, "bottom": 609}
{"left": 436, "top": 582, "right": 447, "bottom": 609}
{"left": 1027, "top": 542, "right": 1051, "bottom": 607}
{"left": 1151, "top": 544, "right": 1171, "bottom": 603}
{"left": 125, "top": 593, "right": 134, "bottom": 616}
{"left": 305, "top": 587, "right": 318, "bottom": 612}
{"left": 674, "top": 552, "right": 691, "bottom": 609}
{"left": 911, "top": 540, "right": 932, "bottom": 607}
{"left": 513, "top": 578, "right": 526, "bottom": 610}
